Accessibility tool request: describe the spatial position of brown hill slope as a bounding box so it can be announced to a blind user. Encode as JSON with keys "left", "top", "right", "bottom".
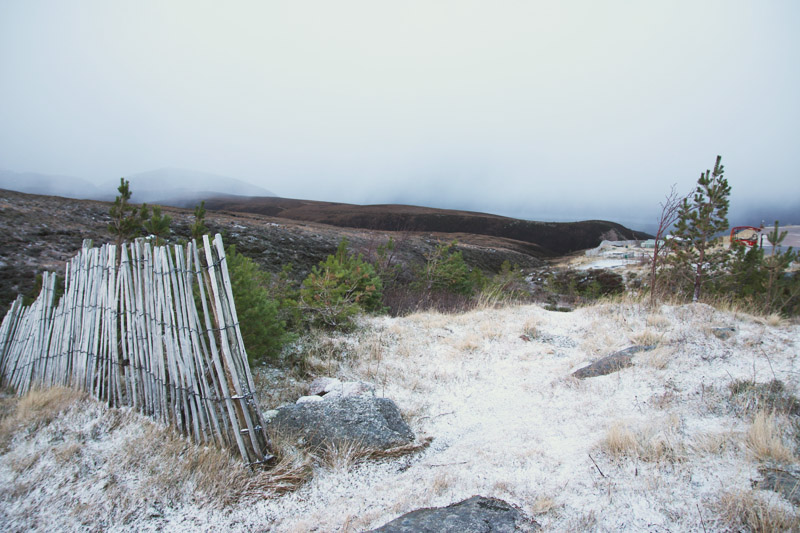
{"left": 0, "top": 189, "right": 551, "bottom": 316}
{"left": 201, "top": 196, "right": 652, "bottom": 256}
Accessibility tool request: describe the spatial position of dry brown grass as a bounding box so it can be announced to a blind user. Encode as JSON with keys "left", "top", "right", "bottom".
{"left": 0, "top": 387, "right": 314, "bottom": 525}
{"left": 108, "top": 418, "right": 313, "bottom": 508}
{"left": 691, "top": 430, "right": 740, "bottom": 456}
{"left": 314, "top": 439, "right": 370, "bottom": 472}
{"left": 578, "top": 325, "right": 618, "bottom": 356}
{"left": 452, "top": 333, "right": 482, "bottom": 352}
{"left": 758, "top": 313, "right": 789, "bottom": 328}
{"left": 601, "top": 417, "right": 686, "bottom": 463}
{"left": 645, "top": 313, "right": 671, "bottom": 330}
{"left": 430, "top": 471, "right": 455, "bottom": 495}
{"left": 630, "top": 329, "right": 664, "bottom": 347}
{"left": 530, "top": 495, "right": 559, "bottom": 515}
{"left": 522, "top": 317, "right": 539, "bottom": 340}
{"left": 746, "top": 411, "right": 797, "bottom": 463}
{"left": 0, "top": 386, "right": 85, "bottom": 452}
{"left": 602, "top": 422, "right": 638, "bottom": 458}
{"left": 642, "top": 346, "right": 674, "bottom": 370}
{"left": 712, "top": 490, "right": 800, "bottom": 532}
{"left": 478, "top": 320, "right": 503, "bottom": 340}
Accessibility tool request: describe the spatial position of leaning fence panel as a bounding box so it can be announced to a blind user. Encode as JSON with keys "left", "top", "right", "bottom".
{"left": 0, "top": 235, "right": 271, "bottom": 465}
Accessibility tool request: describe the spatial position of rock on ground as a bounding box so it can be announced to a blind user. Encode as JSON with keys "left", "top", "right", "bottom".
{"left": 267, "top": 396, "right": 414, "bottom": 450}
{"left": 756, "top": 467, "right": 800, "bottom": 506}
{"left": 572, "top": 345, "right": 655, "bottom": 379}
{"left": 368, "top": 496, "right": 539, "bottom": 532}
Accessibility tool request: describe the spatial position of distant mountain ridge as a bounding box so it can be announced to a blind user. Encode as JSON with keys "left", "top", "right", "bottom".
{"left": 0, "top": 167, "right": 274, "bottom": 205}
{"left": 202, "top": 195, "right": 653, "bottom": 257}
{"left": 0, "top": 169, "right": 99, "bottom": 199}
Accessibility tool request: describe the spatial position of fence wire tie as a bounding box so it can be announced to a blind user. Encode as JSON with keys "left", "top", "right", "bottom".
{"left": 245, "top": 455, "right": 275, "bottom": 467}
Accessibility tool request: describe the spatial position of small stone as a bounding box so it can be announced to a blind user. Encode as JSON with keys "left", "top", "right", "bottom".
{"left": 711, "top": 327, "right": 736, "bottom": 340}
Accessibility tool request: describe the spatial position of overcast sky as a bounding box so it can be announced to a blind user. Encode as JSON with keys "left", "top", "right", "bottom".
{"left": 1, "top": 1, "right": 798, "bottom": 226}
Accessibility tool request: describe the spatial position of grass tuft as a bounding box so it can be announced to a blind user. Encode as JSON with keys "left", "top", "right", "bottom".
{"left": 601, "top": 417, "right": 686, "bottom": 463}
{"left": 746, "top": 411, "right": 797, "bottom": 463}
{"left": 314, "top": 440, "right": 370, "bottom": 472}
{"left": 643, "top": 346, "right": 673, "bottom": 370}
{"left": 0, "top": 386, "right": 85, "bottom": 452}
{"left": 630, "top": 329, "right": 664, "bottom": 347}
{"left": 712, "top": 490, "right": 800, "bottom": 532}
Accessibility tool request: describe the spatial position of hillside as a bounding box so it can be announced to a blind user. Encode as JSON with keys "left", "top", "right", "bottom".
{"left": 0, "top": 189, "right": 540, "bottom": 317}
{"left": 0, "top": 189, "right": 649, "bottom": 317}
{"left": 201, "top": 196, "right": 652, "bottom": 256}
{"left": 1, "top": 302, "right": 798, "bottom": 531}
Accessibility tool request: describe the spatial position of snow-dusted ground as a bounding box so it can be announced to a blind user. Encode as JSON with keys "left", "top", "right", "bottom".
{"left": 2, "top": 301, "right": 799, "bottom": 531}
{"left": 575, "top": 258, "right": 637, "bottom": 270}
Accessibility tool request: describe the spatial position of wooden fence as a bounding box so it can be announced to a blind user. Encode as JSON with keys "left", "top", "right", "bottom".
{"left": 0, "top": 234, "right": 271, "bottom": 466}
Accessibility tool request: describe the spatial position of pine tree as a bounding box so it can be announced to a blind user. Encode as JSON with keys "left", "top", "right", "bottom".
{"left": 762, "top": 221, "right": 798, "bottom": 313}
{"left": 108, "top": 178, "right": 146, "bottom": 248}
{"left": 142, "top": 205, "right": 172, "bottom": 246}
{"left": 191, "top": 201, "right": 208, "bottom": 241}
{"left": 225, "top": 245, "right": 290, "bottom": 362}
{"left": 299, "top": 239, "right": 383, "bottom": 330}
{"left": 671, "top": 156, "right": 731, "bottom": 302}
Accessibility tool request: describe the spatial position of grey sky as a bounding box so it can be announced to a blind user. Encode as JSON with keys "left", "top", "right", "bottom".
{"left": 1, "top": 1, "right": 798, "bottom": 227}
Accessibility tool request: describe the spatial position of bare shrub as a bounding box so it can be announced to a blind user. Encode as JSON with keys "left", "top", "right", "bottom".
{"left": 649, "top": 185, "right": 688, "bottom": 307}
{"left": 383, "top": 286, "right": 479, "bottom": 316}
